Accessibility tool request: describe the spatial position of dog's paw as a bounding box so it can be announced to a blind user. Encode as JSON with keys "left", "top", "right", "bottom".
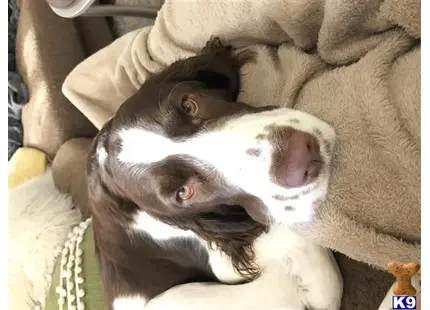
{"left": 201, "top": 36, "right": 232, "bottom": 54}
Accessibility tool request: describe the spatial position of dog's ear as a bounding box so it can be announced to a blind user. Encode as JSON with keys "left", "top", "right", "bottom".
{"left": 181, "top": 204, "right": 267, "bottom": 280}
{"left": 155, "top": 37, "right": 255, "bottom": 102}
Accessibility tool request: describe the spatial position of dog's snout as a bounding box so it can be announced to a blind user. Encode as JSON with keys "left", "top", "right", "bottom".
{"left": 284, "top": 130, "right": 321, "bottom": 187}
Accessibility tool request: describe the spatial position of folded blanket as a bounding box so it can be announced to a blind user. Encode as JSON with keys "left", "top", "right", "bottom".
{"left": 61, "top": 0, "right": 420, "bottom": 308}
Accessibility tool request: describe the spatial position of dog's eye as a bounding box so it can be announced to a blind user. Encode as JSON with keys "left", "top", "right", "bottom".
{"left": 176, "top": 185, "right": 194, "bottom": 201}
{"left": 180, "top": 99, "right": 199, "bottom": 116}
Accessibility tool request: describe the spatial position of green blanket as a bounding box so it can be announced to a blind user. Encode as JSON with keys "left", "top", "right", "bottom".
{"left": 44, "top": 220, "right": 106, "bottom": 310}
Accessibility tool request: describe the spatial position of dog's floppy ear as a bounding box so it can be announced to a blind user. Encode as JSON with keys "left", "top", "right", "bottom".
{"left": 178, "top": 203, "right": 268, "bottom": 280}
{"left": 155, "top": 37, "right": 255, "bottom": 102}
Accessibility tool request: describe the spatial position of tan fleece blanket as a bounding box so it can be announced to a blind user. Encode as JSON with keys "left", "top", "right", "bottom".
{"left": 62, "top": 0, "right": 420, "bottom": 292}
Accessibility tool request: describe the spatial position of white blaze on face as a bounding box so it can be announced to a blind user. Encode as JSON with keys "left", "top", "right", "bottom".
{"left": 97, "top": 146, "right": 108, "bottom": 166}
{"left": 116, "top": 108, "right": 336, "bottom": 223}
{"left": 131, "top": 212, "right": 198, "bottom": 241}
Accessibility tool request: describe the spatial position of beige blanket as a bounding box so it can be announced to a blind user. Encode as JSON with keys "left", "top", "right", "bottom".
{"left": 62, "top": 0, "right": 421, "bottom": 302}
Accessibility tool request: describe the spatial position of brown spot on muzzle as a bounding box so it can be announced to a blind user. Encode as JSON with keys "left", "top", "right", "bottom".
{"left": 246, "top": 148, "right": 261, "bottom": 157}
{"left": 312, "top": 128, "right": 323, "bottom": 139}
{"left": 272, "top": 194, "right": 289, "bottom": 201}
{"left": 272, "top": 194, "right": 299, "bottom": 201}
{"left": 323, "top": 139, "right": 331, "bottom": 153}
{"left": 255, "top": 134, "right": 266, "bottom": 141}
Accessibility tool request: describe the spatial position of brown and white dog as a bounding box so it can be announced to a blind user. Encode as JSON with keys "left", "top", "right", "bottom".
{"left": 85, "top": 38, "right": 342, "bottom": 310}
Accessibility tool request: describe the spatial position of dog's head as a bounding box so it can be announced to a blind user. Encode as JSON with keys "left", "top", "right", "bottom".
{"left": 87, "top": 40, "right": 336, "bottom": 276}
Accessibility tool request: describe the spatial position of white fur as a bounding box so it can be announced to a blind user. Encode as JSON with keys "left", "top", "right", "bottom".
{"left": 97, "top": 145, "right": 108, "bottom": 166}
{"left": 117, "top": 107, "right": 335, "bottom": 224}
{"left": 113, "top": 295, "right": 148, "bottom": 310}
{"left": 8, "top": 170, "right": 82, "bottom": 310}
{"left": 132, "top": 212, "right": 198, "bottom": 241}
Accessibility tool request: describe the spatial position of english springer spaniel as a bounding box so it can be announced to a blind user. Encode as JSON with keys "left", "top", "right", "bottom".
{"left": 87, "top": 37, "right": 343, "bottom": 310}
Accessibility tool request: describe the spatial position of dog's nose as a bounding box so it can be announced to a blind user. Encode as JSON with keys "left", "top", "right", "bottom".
{"left": 283, "top": 130, "right": 322, "bottom": 187}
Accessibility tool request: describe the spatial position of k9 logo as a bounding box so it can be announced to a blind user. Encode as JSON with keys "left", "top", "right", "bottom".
{"left": 392, "top": 296, "right": 417, "bottom": 310}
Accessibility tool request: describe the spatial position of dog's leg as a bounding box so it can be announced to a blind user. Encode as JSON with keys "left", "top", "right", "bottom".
{"left": 292, "top": 244, "right": 343, "bottom": 310}
{"left": 145, "top": 263, "right": 305, "bottom": 310}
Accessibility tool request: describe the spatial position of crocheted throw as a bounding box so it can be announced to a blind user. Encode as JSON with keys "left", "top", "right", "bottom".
{"left": 42, "top": 219, "right": 107, "bottom": 310}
